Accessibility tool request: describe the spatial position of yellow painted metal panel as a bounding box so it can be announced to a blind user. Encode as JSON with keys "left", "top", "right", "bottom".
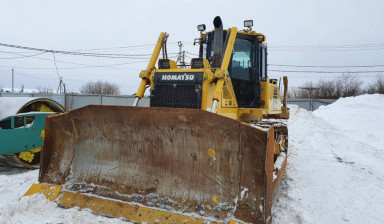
{"left": 22, "top": 183, "right": 62, "bottom": 201}
{"left": 135, "top": 80, "right": 147, "bottom": 99}
{"left": 24, "top": 184, "right": 247, "bottom": 223}
{"left": 221, "top": 28, "right": 238, "bottom": 71}
{"left": 58, "top": 191, "right": 220, "bottom": 224}
{"left": 135, "top": 32, "right": 166, "bottom": 98}
{"left": 259, "top": 78, "right": 281, "bottom": 112}
{"left": 156, "top": 68, "right": 205, "bottom": 73}
{"left": 146, "top": 32, "right": 166, "bottom": 71}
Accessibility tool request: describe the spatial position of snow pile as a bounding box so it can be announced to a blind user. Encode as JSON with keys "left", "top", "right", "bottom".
{"left": 273, "top": 94, "right": 384, "bottom": 224}
{"left": 314, "top": 94, "right": 384, "bottom": 150}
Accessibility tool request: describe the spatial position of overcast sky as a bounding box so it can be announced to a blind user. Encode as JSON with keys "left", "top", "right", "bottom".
{"left": 0, "top": 0, "right": 383, "bottom": 94}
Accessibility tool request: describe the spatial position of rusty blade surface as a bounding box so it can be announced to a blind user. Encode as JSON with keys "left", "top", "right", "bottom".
{"left": 39, "top": 105, "right": 274, "bottom": 224}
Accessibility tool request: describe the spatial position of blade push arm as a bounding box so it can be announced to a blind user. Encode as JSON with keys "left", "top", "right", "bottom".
{"left": 210, "top": 27, "right": 237, "bottom": 112}
{"left": 133, "top": 32, "right": 167, "bottom": 106}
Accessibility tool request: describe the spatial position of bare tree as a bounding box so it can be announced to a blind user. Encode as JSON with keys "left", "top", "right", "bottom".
{"left": 287, "top": 87, "right": 300, "bottom": 98}
{"left": 367, "top": 74, "right": 384, "bottom": 94}
{"left": 291, "top": 73, "right": 362, "bottom": 99}
{"left": 0, "top": 86, "right": 3, "bottom": 93}
{"left": 316, "top": 80, "right": 335, "bottom": 98}
{"left": 80, "top": 81, "right": 120, "bottom": 95}
{"left": 298, "top": 81, "right": 318, "bottom": 98}
{"left": 336, "top": 74, "right": 362, "bottom": 97}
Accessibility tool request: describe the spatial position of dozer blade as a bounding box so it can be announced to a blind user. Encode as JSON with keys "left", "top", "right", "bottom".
{"left": 36, "top": 105, "right": 275, "bottom": 224}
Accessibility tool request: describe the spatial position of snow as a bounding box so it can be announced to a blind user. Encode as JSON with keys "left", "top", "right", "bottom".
{"left": 240, "top": 187, "right": 248, "bottom": 200}
{"left": 273, "top": 94, "right": 384, "bottom": 224}
{"left": 0, "top": 94, "right": 383, "bottom": 223}
{"left": 0, "top": 167, "right": 127, "bottom": 224}
{"left": 313, "top": 94, "right": 384, "bottom": 150}
{"left": 1, "top": 89, "right": 38, "bottom": 94}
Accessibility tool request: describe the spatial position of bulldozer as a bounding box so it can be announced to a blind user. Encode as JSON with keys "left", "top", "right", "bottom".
{"left": 25, "top": 17, "right": 289, "bottom": 224}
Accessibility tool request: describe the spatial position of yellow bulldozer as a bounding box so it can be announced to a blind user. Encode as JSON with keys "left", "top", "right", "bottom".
{"left": 25, "top": 16, "right": 289, "bottom": 224}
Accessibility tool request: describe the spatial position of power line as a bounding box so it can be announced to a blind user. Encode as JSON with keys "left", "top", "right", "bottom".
{"left": 0, "top": 64, "right": 141, "bottom": 70}
{"left": 69, "top": 42, "right": 180, "bottom": 52}
{"left": 0, "top": 64, "right": 143, "bottom": 71}
{"left": 1, "top": 51, "right": 149, "bottom": 68}
{"left": 268, "top": 48, "right": 384, "bottom": 52}
{"left": 277, "top": 43, "right": 384, "bottom": 47}
{"left": 0, "top": 42, "right": 153, "bottom": 59}
{"left": 272, "top": 73, "right": 382, "bottom": 79}
{"left": 3, "top": 69, "right": 123, "bottom": 83}
{"left": 0, "top": 51, "right": 46, "bottom": 59}
{"left": 269, "top": 43, "right": 384, "bottom": 48}
{"left": 269, "top": 64, "right": 384, "bottom": 68}
{"left": 269, "top": 70, "right": 384, "bottom": 74}
{"left": 267, "top": 43, "right": 384, "bottom": 52}
{"left": 185, "top": 51, "right": 199, "bottom": 57}
{"left": 0, "top": 68, "right": 138, "bottom": 79}
{"left": 52, "top": 52, "right": 60, "bottom": 79}
{"left": 2, "top": 41, "right": 382, "bottom": 58}
{"left": 0, "top": 42, "right": 181, "bottom": 59}
{"left": 15, "top": 71, "right": 57, "bottom": 81}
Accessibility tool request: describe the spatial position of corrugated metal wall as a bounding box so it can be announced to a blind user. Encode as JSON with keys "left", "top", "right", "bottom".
{"left": 0, "top": 92, "right": 335, "bottom": 112}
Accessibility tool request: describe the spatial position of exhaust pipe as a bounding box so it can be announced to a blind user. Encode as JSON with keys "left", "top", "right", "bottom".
{"left": 212, "top": 16, "right": 223, "bottom": 68}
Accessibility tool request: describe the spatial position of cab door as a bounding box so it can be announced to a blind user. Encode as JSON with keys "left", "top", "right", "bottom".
{"left": 229, "top": 34, "right": 258, "bottom": 108}
{"left": 252, "top": 42, "right": 267, "bottom": 107}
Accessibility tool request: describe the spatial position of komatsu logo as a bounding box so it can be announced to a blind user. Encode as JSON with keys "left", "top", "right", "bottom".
{"left": 161, "top": 73, "right": 195, "bottom": 81}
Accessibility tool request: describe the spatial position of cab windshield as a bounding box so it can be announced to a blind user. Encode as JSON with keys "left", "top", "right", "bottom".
{"left": 202, "top": 31, "right": 254, "bottom": 80}
{"left": 200, "top": 31, "right": 267, "bottom": 108}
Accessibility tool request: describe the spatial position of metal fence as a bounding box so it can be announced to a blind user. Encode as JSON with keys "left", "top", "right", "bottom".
{"left": 0, "top": 92, "right": 335, "bottom": 111}
{"left": 64, "top": 94, "right": 150, "bottom": 110}
{"left": 0, "top": 92, "right": 65, "bottom": 106}
{"left": 286, "top": 98, "right": 336, "bottom": 111}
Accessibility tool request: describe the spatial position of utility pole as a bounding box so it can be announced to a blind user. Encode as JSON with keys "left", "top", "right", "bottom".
{"left": 182, "top": 50, "right": 186, "bottom": 67}
{"left": 177, "top": 41, "right": 182, "bottom": 65}
{"left": 177, "top": 41, "right": 186, "bottom": 68}
{"left": 57, "top": 77, "right": 62, "bottom": 93}
{"left": 57, "top": 77, "right": 66, "bottom": 94}
{"left": 12, "top": 69, "right": 14, "bottom": 92}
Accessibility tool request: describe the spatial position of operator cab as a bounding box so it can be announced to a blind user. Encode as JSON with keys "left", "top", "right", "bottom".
{"left": 199, "top": 22, "right": 268, "bottom": 108}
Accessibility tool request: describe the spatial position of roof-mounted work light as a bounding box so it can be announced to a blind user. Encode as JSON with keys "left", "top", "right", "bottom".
{"left": 197, "top": 24, "right": 206, "bottom": 32}
{"left": 244, "top": 20, "right": 253, "bottom": 28}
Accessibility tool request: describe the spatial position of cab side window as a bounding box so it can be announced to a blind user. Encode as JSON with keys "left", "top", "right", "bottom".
{"left": 259, "top": 45, "right": 267, "bottom": 79}
{"left": 0, "top": 118, "right": 11, "bottom": 129}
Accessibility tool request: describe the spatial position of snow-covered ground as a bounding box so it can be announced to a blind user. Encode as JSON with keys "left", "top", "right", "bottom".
{"left": 0, "top": 167, "right": 127, "bottom": 224}
{"left": 273, "top": 94, "right": 384, "bottom": 224}
{"left": 0, "top": 94, "right": 383, "bottom": 224}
